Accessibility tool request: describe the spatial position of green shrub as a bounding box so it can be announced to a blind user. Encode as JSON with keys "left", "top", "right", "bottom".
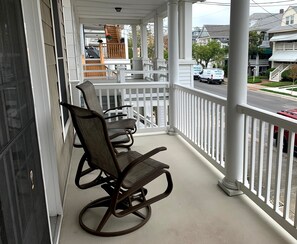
{"left": 265, "top": 68, "right": 275, "bottom": 78}
{"left": 281, "top": 70, "right": 293, "bottom": 81}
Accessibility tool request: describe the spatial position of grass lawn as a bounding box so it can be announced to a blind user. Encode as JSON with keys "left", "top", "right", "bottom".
{"left": 287, "top": 87, "right": 297, "bottom": 91}
{"left": 261, "top": 81, "right": 293, "bottom": 87}
{"left": 260, "top": 89, "right": 297, "bottom": 98}
{"left": 247, "top": 77, "right": 261, "bottom": 83}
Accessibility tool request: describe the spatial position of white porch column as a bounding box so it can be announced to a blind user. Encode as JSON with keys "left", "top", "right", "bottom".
{"left": 132, "top": 25, "right": 138, "bottom": 59}
{"left": 218, "top": 0, "right": 250, "bottom": 196}
{"left": 140, "top": 23, "right": 148, "bottom": 59}
{"left": 168, "top": 0, "right": 179, "bottom": 132}
{"left": 153, "top": 14, "right": 166, "bottom": 80}
{"left": 132, "top": 24, "right": 142, "bottom": 76}
{"left": 154, "top": 15, "right": 164, "bottom": 60}
{"left": 178, "top": 0, "right": 192, "bottom": 60}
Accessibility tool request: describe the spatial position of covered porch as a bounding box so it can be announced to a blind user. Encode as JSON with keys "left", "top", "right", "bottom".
{"left": 59, "top": 134, "right": 295, "bottom": 243}
{"left": 17, "top": 0, "right": 297, "bottom": 242}
{"left": 55, "top": 0, "right": 297, "bottom": 242}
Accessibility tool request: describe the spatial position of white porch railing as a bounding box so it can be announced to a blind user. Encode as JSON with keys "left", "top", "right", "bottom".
{"left": 118, "top": 69, "right": 168, "bottom": 83}
{"left": 69, "top": 79, "right": 297, "bottom": 239}
{"left": 83, "top": 61, "right": 131, "bottom": 80}
{"left": 70, "top": 80, "right": 169, "bottom": 133}
{"left": 238, "top": 104, "right": 297, "bottom": 239}
{"left": 174, "top": 84, "right": 227, "bottom": 173}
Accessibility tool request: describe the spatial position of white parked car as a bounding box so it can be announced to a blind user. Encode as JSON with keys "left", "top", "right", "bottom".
{"left": 198, "top": 68, "right": 224, "bottom": 84}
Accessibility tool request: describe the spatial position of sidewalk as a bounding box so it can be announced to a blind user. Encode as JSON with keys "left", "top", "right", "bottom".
{"left": 247, "top": 80, "right": 297, "bottom": 97}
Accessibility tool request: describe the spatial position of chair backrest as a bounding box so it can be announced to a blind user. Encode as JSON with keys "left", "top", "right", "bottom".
{"left": 61, "top": 103, "right": 120, "bottom": 178}
{"left": 76, "top": 81, "right": 104, "bottom": 116}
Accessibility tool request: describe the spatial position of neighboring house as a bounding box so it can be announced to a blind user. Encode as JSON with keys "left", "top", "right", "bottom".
{"left": 195, "top": 25, "right": 230, "bottom": 48}
{"left": 193, "top": 25, "right": 229, "bottom": 68}
{"left": 268, "top": 6, "right": 297, "bottom": 81}
{"left": 248, "top": 11, "right": 283, "bottom": 76}
{"left": 192, "top": 26, "right": 202, "bottom": 42}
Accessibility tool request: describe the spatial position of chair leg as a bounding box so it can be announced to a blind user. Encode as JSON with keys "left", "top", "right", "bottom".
{"left": 96, "top": 208, "right": 112, "bottom": 232}
{"left": 79, "top": 196, "right": 152, "bottom": 237}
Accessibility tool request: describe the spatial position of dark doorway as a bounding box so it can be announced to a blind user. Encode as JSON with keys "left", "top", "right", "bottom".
{"left": 0, "top": 0, "right": 50, "bottom": 243}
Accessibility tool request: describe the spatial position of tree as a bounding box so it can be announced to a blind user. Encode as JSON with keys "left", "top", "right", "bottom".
{"left": 192, "top": 40, "right": 226, "bottom": 68}
{"left": 249, "top": 31, "right": 264, "bottom": 57}
{"left": 287, "top": 64, "right": 297, "bottom": 94}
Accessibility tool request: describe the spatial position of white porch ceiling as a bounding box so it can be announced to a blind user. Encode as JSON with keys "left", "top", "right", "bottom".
{"left": 74, "top": 0, "right": 200, "bottom": 25}
{"left": 74, "top": 0, "right": 168, "bottom": 25}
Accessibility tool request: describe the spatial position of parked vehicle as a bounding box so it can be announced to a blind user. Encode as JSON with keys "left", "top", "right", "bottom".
{"left": 198, "top": 68, "right": 224, "bottom": 84}
{"left": 193, "top": 64, "right": 203, "bottom": 80}
{"left": 273, "top": 108, "right": 297, "bottom": 154}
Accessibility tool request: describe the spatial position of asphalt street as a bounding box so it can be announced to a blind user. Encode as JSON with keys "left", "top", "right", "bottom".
{"left": 194, "top": 80, "right": 297, "bottom": 112}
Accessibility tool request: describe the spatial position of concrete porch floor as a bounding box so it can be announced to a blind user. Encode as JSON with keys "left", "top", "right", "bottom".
{"left": 59, "top": 134, "right": 296, "bottom": 244}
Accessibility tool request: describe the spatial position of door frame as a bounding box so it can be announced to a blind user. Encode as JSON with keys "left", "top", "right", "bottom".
{"left": 20, "top": 0, "right": 63, "bottom": 242}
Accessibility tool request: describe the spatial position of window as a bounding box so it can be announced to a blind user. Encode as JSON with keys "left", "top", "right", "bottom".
{"left": 285, "top": 15, "right": 294, "bottom": 25}
{"left": 52, "top": 0, "right": 69, "bottom": 128}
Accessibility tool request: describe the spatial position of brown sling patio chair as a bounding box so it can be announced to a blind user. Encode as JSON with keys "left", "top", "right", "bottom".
{"left": 61, "top": 103, "right": 173, "bottom": 236}
{"left": 76, "top": 80, "right": 136, "bottom": 149}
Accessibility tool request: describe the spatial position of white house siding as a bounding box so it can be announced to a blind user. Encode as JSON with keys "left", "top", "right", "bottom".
{"left": 40, "top": 0, "right": 74, "bottom": 200}
{"left": 63, "top": 0, "right": 82, "bottom": 81}
{"left": 281, "top": 7, "right": 297, "bottom": 26}
{"left": 179, "top": 61, "right": 195, "bottom": 87}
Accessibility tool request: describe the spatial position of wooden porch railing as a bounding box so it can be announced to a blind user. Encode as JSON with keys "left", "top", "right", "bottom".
{"left": 102, "top": 43, "right": 125, "bottom": 59}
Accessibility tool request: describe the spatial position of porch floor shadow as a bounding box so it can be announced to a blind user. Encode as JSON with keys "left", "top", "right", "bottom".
{"left": 59, "top": 134, "right": 296, "bottom": 244}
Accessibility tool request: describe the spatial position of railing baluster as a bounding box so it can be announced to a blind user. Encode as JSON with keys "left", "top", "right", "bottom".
{"left": 136, "top": 88, "right": 140, "bottom": 128}
{"left": 243, "top": 115, "right": 249, "bottom": 186}
{"left": 274, "top": 128, "right": 284, "bottom": 212}
{"left": 250, "top": 118, "right": 257, "bottom": 191}
{"left": 106, "top": 89, "right": 110, "bottom": 121}
{"left": 265, "top": 124, "right": 274, "bottom": 205}
{"left": 211, "top": 102, "right": 215, "bottom": 159}
{"left": 257, "top": 120, "right": 265, "bottom": 198}
{"left": 216, "top": 105, "right": 220, "bottom": 163}
{"left": 201, "top": 99, "right": 205, "bottom": 150}
{"left": 99, "top": 89, "right": 103, "bottom": 109}
{"left": 163, "top": 87, "right": 167, "bottom": 128}
{"left": 114, "top": 89, "right": 118, "bottom": 119}
{"left": 128, "top": 88, "right": 132, "bottom": 118}
{"left": 220, "top": 106, "right": 225, "bottom": 166}
{"left": 204, "top": 99, "right": 208, "bottom": 151}
{"left": 194, "top": 96, "right": 198, "bottom": 145}
{"left": 207, "top": 101, "right": 211, "bottom": 154}
{"left": 157, "top": 87, "right": 160, "bottom": 127}
{"left": 143, "top": 88, "right": 147, "bottom": 128}
{"left": 150, "top": 88, "right": 153, "bottom": 128}
{"left": 197, "top": 97, "right": 201, "bottom": 147}
{"left": 284, "top": 132, "right": 295, "bottom": 220}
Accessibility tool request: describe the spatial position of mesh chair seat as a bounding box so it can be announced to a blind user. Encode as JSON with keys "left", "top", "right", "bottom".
{"left": 116, "top": 150, "right": 169, "bottom": 188}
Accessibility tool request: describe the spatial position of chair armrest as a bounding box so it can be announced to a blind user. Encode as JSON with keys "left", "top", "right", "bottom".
{"left": 104, "top": 114, "right": 127, "bottom": 120}
{"left": 121, "top": 147, "right": 167, "bottom": 177}
{"left": 104, "top": 105, "right": 132, "bottom": 114}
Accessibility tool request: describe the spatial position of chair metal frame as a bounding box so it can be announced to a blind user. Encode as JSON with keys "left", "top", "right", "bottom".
{"left": 61, "top": 102, "right": 173, "bottom": 236}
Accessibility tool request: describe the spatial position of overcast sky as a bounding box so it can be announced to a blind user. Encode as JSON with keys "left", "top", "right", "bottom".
{"left": 192, "top": 0, "right": 297, "bottom": 27}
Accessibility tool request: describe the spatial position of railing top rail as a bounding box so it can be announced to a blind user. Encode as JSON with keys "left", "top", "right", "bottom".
{"left": 122, "top": 70, "right": 168, "bottom": 74}
{"left": 91, "top": 81, "right": 169, "bottom": 89}
{"left": 238, "top": 104, "right": 297, "bottom": 132}
{"left": 174, "top": 84, "right": 227, "bottom": 106}
{"left": 83, "top": 63, "right": 130, "bottom": 66}
{"left": 143, "top": 62, "right": 154, "bottom": 66}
